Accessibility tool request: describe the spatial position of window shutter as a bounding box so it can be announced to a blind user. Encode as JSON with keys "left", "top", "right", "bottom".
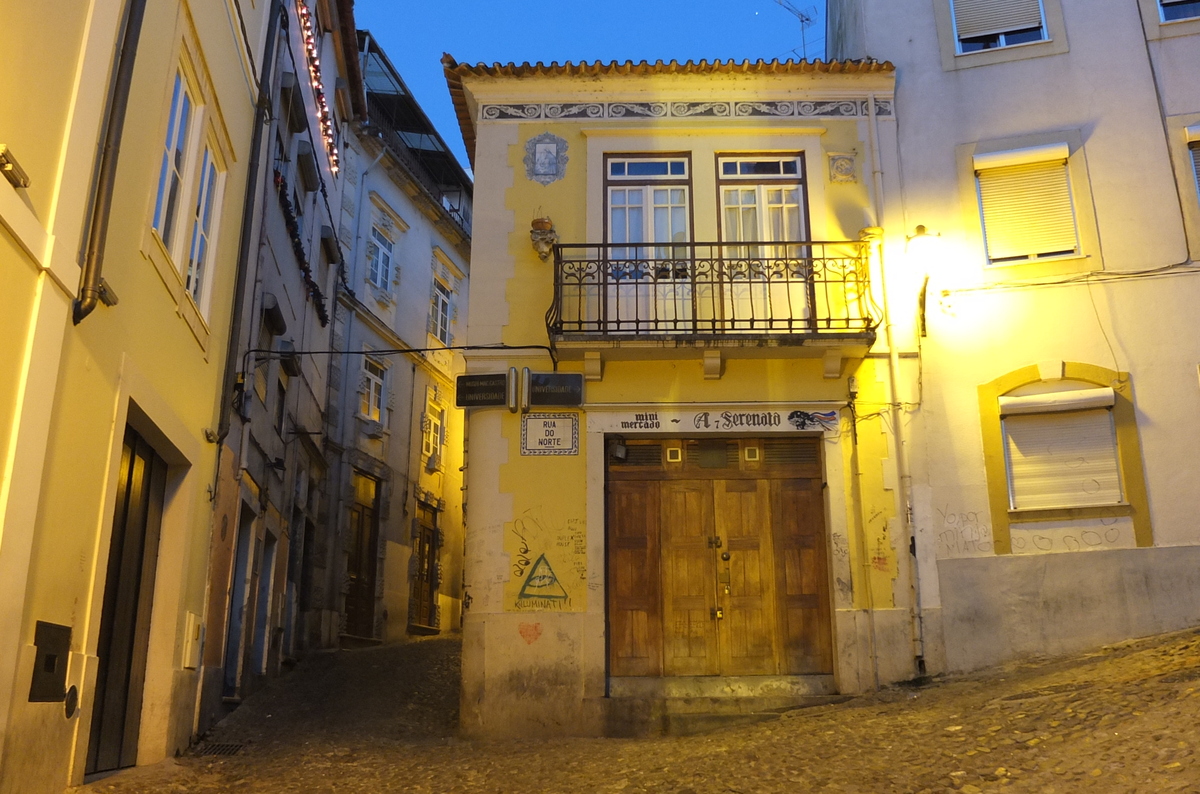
{"left": 952, "top": 0, "right": 1044, "bottom": 38}
{"left": 1003, "top": 408, "right": 1122, "bottom": 510}
{"left": 978, "top": 160, "right": 1078, "bottom": 262}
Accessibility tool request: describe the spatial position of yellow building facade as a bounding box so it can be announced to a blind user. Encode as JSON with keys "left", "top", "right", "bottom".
{"left": 445, "top": 58, "right": 928, "bottom": 737}
{"left": 0, "top": 0, "right": 267, "bottom": 789}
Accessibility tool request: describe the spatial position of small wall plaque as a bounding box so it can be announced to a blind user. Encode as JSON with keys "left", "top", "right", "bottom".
{"left": 524, "top": 132, "right": 568, "bottom": 185}
{"left": 521, "top": 413, "right": 579, "bottom": 455}
{"left": 828, "top": 153, "right": 857, "bottom": 184}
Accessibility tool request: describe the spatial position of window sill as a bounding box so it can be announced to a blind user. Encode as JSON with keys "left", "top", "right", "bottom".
{"left": 981, "top": 254, "right": 1095, "bottom": 284}
{"left": 1008, "top": 502, "right": 1133, "bottom": 523}
{"left": 955, "top": 37, "right": 1052, "bottom": 57}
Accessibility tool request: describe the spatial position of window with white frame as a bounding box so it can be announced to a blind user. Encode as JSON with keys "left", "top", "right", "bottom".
{"left": 422, "top": 400, "right": 445, "bottom": 459}
{"left": 718, "top": 155, "right": 807, "bottom": 256}
{"left": 1000, "top": 388, "right": 1122, "bottom": 510}
{"left": 153, "top": 72, "right": 194, "bottom": 249}
{"left": 185, "top": 146, "right": 222, "bottom": 306}
{"left": 367, "top": 226, "right": 393, "bottom": 290}
{"left": 1162, "top": 0, "right": 1200, "bottom": 20}
{"left": 975, "top": 143, "right": 1079, "bottom": 264}
{"left": 606, "top": 155, "right": 690, "bottom": 258}
{"left": 360, "top": 358, "right": 386, "bottom": 422}
{"left": 430, "top": 280, "right": 452, "bottom": 345}
{"left": 950, "top": 0, "right": 1047, "bottom": 52}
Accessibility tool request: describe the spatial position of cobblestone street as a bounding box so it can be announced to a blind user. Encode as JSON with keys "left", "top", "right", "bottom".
{"left": 77, "top": 631, "right": 1200, "bottom": 793}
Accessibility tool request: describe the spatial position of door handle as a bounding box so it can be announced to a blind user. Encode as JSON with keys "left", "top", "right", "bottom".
{"left": 711, "top": 607, "right": 724, "bottom": 620}
{"left": 708, "top": 536, "right": 723, "bottom": 548}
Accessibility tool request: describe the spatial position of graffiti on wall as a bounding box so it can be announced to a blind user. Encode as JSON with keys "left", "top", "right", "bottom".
{"left": 505, "top": 506, "right": 586, "bottom": 612}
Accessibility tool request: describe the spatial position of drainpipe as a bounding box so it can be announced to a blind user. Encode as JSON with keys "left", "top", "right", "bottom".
{"left": 217, "top": 0, "right": 285, "bottom": 443}
{"left": 73, "top": 0, "right": 149, "bottom": 324}
{"left": 864, "top": 91, "right": 925, "bottom": 676}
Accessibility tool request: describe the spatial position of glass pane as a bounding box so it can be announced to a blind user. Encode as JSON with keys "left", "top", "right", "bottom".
{"left": 782, "top": 160, "right": 799, "bottom": 175}
{"left": 628, "top": 161, "right": 669, "bottom": 176}
{"left": 670, "top": 161, "right": 685, "bottom": 175}
{"left": 610, "top": 161, "right": 626, "bottom": 176}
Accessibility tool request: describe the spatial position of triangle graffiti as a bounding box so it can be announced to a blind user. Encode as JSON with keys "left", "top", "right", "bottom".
{"left": 517, "top": 554, "right": 568, "bottom": 601}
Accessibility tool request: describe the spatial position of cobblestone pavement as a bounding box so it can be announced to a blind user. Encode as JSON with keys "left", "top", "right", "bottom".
{"left": 76, "top": 630, "right": 1200, "bottom": 793}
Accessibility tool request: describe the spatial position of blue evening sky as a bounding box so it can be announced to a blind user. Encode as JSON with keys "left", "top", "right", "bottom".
{"left": 353, "top": 0, "right": 826, "bottom": 175}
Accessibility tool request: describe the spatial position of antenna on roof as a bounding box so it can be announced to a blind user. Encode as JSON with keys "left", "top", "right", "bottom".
{"left": 775, "top": 0, "right": 818, "bottom": 60}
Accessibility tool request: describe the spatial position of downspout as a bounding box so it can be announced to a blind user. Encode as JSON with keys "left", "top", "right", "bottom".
{"left": 73, "top": 0, "right": 149, "bottom": 324}
{"left": 865, "top": 91, "right": 925, "bottom": 676}
{"left": 217, "top": 0, "right": 285, "bottom": 443}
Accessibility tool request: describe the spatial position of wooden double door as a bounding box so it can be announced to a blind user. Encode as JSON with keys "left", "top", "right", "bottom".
{"left": 608, "top": 438, "right": 832, "bottom": 678}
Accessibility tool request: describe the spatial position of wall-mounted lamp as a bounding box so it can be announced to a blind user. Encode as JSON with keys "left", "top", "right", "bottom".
{"left": 906, "top": 224, "right": 941, "bottom": 245}
{"left": 907, "top": 226, "right": 941, "bottom": 338}
{"left": 530, "top": 216, "right": 558, "bottom": 261}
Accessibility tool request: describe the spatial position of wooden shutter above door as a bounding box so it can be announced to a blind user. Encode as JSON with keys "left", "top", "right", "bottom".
{"left": 952, "top": 0, "right": 1044, "bottom": 38}
{"left": 977, "top": 159, "right": 1078, "bottom": 262}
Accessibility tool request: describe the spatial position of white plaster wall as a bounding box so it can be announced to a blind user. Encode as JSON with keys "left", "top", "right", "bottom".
{"left": 845, "top": 0, "right": 1200, "bottom": 670}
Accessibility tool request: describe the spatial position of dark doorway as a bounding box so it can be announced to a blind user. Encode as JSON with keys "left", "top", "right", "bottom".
{"left": 344, "top": 472, "right": 379, "bottom": 638}
{"left": 408, "top": 502, "right": 440, "bottom": 633}
{"left": 223, "top": 503, "right": 255, "bottom": 697}
{"left": 86, "top": 427, "right": 168, "bottom": 774}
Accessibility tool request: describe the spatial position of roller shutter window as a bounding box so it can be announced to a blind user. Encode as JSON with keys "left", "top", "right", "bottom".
{"left": 977, "top": 158, "right": 1078, "bottom": 263}
{"left": 1002, "top": 403, "right": 1122, "bottom": 510}
{"left": 952, "top": 0, "right": 1046, "bottom": 50}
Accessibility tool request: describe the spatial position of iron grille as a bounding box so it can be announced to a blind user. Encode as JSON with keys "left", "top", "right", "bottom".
{"left": 547, "top": 241, "right": 875, "bottom": 339}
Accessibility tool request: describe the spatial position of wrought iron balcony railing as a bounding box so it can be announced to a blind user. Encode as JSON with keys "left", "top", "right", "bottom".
{"left": 546, "top": 241, "right": 875, "bottom": 340}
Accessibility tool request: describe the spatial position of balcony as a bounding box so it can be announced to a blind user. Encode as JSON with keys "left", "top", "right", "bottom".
{"left": 546, "top": 241, "right": 876, "bottom": 350}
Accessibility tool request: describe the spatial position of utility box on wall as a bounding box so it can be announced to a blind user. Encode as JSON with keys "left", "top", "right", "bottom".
{"left": 28, "top": 621, "right": 71, "bottom": 702}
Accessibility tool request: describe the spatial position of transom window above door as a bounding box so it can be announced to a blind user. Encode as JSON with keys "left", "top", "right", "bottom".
{"left": 608, "top": 157, "right": 688, "bottom": 179}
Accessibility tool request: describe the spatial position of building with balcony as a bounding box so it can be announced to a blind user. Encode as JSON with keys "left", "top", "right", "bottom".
{"left": 199, "top": 0, "right": 363, "bottom": 733}
{"left": 320, "top": 33, "right": 472, "bottom": 646}
{"left": 444, "top": 55, "right": 919, "bottom": 737}
{"left": 828, "top": 0, "right": 1200, "bottom": 674}
{"left": 0, "top": 0, "right": 269, "bottom": 788}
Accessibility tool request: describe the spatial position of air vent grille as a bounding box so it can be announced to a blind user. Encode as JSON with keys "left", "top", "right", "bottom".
{"left": 764, "top": 439, "right": 820, "bottom": 465}
{"left": 622, "top": 443, "right": 663, "bottom": 467}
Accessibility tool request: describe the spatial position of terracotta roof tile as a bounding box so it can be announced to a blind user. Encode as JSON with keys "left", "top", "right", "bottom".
{"left": 441, "top": 54, "right": 895, "bottom": 168}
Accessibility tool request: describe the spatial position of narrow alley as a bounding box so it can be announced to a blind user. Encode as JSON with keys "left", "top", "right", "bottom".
{"left": 78, "top": 630, "right": 1200, "bottom": 793}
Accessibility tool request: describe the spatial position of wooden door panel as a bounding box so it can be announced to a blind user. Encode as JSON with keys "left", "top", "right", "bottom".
{"left": 773, "top": 478, "right": 834, "bottom": 674}
{"left": 715, "top": 479, "right": 778, "bottom": 676}
{"left": 608, "top": 481, "right": 662, "bottom": 676}
{"left": 661, "top": 481, "right": 718, "bottom": 676}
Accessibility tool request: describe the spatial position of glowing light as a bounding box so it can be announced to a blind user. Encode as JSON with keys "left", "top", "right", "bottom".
{"left": 297, "top": 0, "right": 340, "bottom": 174}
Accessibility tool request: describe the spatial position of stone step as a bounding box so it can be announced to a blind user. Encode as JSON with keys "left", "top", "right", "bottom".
{"left": 606, "top": 694, "right": 851, "bottom": 737}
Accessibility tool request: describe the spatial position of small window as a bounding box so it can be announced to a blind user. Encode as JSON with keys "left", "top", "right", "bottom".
{"left": 951, "top": 0, "right": 1046, "bottom": 52}
{"left": 367, "top": 226, "right": 392, "bottom": 290}
{"left": 431, "top": 280, "right": 452, "bottom": 345}
{"left": 153, "top": 72, "right": 194, "bottom": 248}
{"left": 361, "top": 358, "right": 386, "bottom": 422}
{"left": 1162, "top": 0, "right": 1200, "bottom": 20}
{"left": 422, "top": 402, "right": 445, "bottom": 458}
{"left": 609, "top": 157, "right": 688, "bottom": 179}
{"left": 185, "top": 147, "right": 222, "bottom": 307}
{"left": 975, "top": 145, "right": 1079, "bottom": 264}
{"left": 275, "top": 372, "right": 289, "bottom": 435}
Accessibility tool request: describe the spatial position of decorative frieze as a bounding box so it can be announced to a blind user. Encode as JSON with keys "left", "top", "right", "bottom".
{"left": 481, "top": 97, "right": 893, "bottom": 123}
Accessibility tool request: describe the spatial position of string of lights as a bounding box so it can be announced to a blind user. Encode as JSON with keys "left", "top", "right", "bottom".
{"left": 296, "top": 0, "right": 340, "bottom": 174}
